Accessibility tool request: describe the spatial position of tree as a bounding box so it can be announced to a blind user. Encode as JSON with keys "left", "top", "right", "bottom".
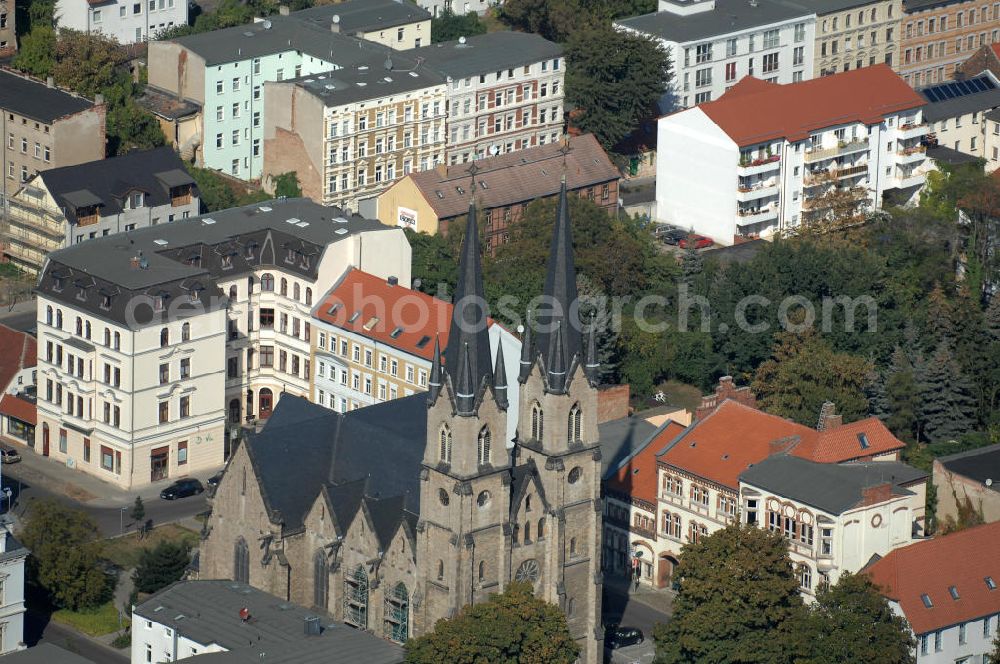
{"left": 404, "top": 582, "right": 578, "bottom": 664}
{"left": 431, "top": 10, "right": 487, "bottom": 44}
{"left": 19, "top": 499, "right": 113, "bottom": 611}
{"left": 654, "top": 523, "right": 805, "bottom": 664}
{"left": 51, "top": 30, "right": 129, "bottom": 97}
{"left": 132, "top": 540, "right": 191, "bottom": 594}
{"left": 796, "top": 173, "right": 871, "bottom": 235}
{"left": 565, "top": 24, "right": 670, "bottom": 152}
{"left": 920, "top": 341, "right": 977, "bottom": 442}
{"left": 12, "top": 25, "right": 57, "bottom": 77}
{"left": 798, "top": 573, "right": 915, "bottom": 664}
{"left": 130, "top": 496, "right": 146, "bottom": 534}
{"left": 272, "top": 172, "right": 303, "bottom": 199}
{"left": 500, "top": 0, "right": 584, "bottom": 43}
{"left": 989, "top": 630, "right": 1000, "bottom": 664}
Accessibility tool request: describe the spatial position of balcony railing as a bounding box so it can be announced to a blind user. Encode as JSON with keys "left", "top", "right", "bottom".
{"left": 737, "top": 202, "right": 779, "bottom": 225}
{"left": 804, "top": 138, "right": 870, "bottom": 162}
{"left": 804, "top": 163, "right": 869, "bottom": 184}
{"left": 738, "top": 154, "right": 781, "bottom": 169}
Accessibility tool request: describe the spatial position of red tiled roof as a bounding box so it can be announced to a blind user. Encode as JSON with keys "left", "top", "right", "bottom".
{"left": 608, "top": 421, "right": 686, "bottom": 505}
{"left": 655, "top": 400, "right": 905, "bottom": 489}
{"left": 0, "top": 324, "right": 36, "bottom": 393}
{"left": 992, "top": 43, "right": 1000, "bottom": 60}
{"left": 0, "top": 394, "right": 35, "bottom": 426}
{"left": 698, "top": 65, "right": 925, "bottom": 147}
{"left": 865, "top": 521, "right": 1000, "bottom": 634}
{"left": 313, "top": 269, "right": 497, "bottom": 362}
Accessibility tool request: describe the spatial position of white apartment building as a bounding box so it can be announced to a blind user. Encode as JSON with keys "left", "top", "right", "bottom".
{"left": 310, "top": 267, "right": 521, "bottom": 439}
{"left": 55, "top": 0, "right": 188, "bottom": 43}
{"left": 0, "top": 524, "right": 27, "bottom": 655}
{"left": 616, "top": 0, "right": 816, "bottom": 110}
{"left": 34, "top": 198, "right": 409, "bottom": 489}
{"left": 740, "top": 454, "right": 927, "bottom": 595}
{"left": 656, "top": 65, "right": 929, "bottom": 245}
{"left": 405, "top": 32, "right": 566, "bottom": 164}
{"left": 866, "top": 521, "right": 1000, "bottom": 664}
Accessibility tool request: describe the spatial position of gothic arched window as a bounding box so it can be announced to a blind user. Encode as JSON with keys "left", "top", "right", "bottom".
{"left": 439, "top": 425, "right": 452, "bottom": 463}
{"left": 537, "top": 517, "right": 545, "bottom": 539}
{"left": 477, "top": 426, "right": 491, "bottom": 465}
{"left": 531, "top": 402, "right": 544, "bottom": 441}
{"left": 384, "top": 583, "right": 409, "bottom": 642}
{"left": 568, "top": 403, "right": 582, "bottom": 443}
{"left": 233, "top": 537, "right": 249, "bottom": 584}
{"left": 313, "top": 550, "right": 329, "bottom": 610}
{"left": 344, "top": 566, "right": 368, "bottom": 628}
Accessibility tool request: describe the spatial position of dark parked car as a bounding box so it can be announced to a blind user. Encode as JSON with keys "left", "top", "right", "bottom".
{"left": 659, "top": 228, "right": 689, "bottom": 245}
{"left": 605, "top": 625, "right": 644, "bottom": 650}
{"left": 677, "top": 233, "right": 713, "bottom": 249}
{"left": 207, "top": 470, "right": 225, "bottom": 489}
{"left": 160, "top": 478, "right": 205, "bottom": 500}
{"left": 0, "top": 447, "right": 21, "bottom": 464}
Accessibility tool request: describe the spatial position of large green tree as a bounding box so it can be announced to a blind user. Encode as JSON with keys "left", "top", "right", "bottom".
{"left": 12, "top": 25, "right": 56, "bottom": 77}
{"left": 132, "top": 540, "right": 191, "bottom": 594}
{"left": 19, "top": 499, "right": 113, "bottom": 611}
{"left": 654, "top": 523, "right": 805, "bottom": 664}
{"left": 798, "top": 573, "right": 915, "bottom": 664}
{"left": 920, "top": 340, "right": 978, "bottom": 442}
{"left": 565, "top": 24, "right": 670, "bottom": 151}
{"left": 404, "top": 582, "right": 578, "bottom": 664}
{"left": 431, "top": 10, "right": 487, "bottom": 43}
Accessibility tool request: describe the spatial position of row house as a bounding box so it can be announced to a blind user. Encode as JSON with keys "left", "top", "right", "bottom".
{"left": 0, "top": 70, "right": 104, "bottom": 214}
{"left": 656, "top": 65, "right": 929, "bottom": 245}
{"left": 616, "top": 0, "right": 816, "bottom": 110}
{"left": 405, "top": 32, "right": 566, "bottom": 164}
{"left": 813, "top": 0, "right": 903, "bottom": 76}
{"left": 55, "top": 0, "right": 188, "bottom": 44}
{"left": 309, "top": 267, "right": 521, "bottom": 439}
{"left": 866, "top": 521, "right": 1000, "bottom": 663}
{"left": 33, "top": 198, "right": 409, "bottom": 489}
{"left": 740, "top": 454, "right": 927, "bottom": 596}
{"left": 4, "top": 147, "right": 199, "bottom": 274}
{"left": 899, "top": 0, "right": 1000, "bottom": 87}
{"left": 646, "top": 377, "right": 906, "bottom": 588}
{"left": 262, "top": 57, "right": 448, "bottom": 212}
{"left": 376, "top": 133, "right": 619, "bottom": 249}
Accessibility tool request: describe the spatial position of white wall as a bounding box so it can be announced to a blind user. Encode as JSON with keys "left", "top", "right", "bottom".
{"left": 56, "top": 0, "right": 188, "bottom": 43}
{"left": 131, "top": 613, "right": 225, "bottom": 663}
{"left": 912, "top": 612, "right": 1000, "bottom": 663}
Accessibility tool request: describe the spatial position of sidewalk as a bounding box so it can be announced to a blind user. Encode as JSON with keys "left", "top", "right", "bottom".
{"left": 604, "top": 575, "right": 675, "bottom": 616}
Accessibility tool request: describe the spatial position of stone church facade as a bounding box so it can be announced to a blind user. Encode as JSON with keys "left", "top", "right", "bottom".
{"left": 200, "top": 183, "right": 603, "bottom": 662}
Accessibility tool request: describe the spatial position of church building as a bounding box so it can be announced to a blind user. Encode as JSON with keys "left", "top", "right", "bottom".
{"left": 200, "top": 182, "right": 604, "bottom": 662}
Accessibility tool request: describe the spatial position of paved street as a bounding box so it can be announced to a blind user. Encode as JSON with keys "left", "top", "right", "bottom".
{"left": 25, "top": 612, "right": 128, "bottom": 664}
{"left": 603, "top": 580, "right": 672, "bottom": 664}
{"left": 0, "top": 299, "right": 37, "bottom": 334}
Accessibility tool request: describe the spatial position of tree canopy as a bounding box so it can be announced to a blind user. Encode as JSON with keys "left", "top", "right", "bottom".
{"left": 132, "top": 540, "right": 191, "bottom": 594}
{"left": 431, "top": 10, "right": 488, "bottom": 43}
{"left": 404, "top": 582, "right": 578, "bottom": 664}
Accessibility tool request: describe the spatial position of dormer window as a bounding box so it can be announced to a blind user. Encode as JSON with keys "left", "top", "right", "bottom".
{"left": 245, "top": 242, "right": 258, "bottom": 259}
{"left": 285, "top": 248, "right": 296, "bottom": 263}
{"left": 221, "top": 254, "right": 233, "bottom": 269}
{"left": 185, "top": 254, "right": 201, "bottom": 268}
{"left": 129, "top": 192, "right": 144, "bottom": 209}
{"left": 53, "top": 276, "right": 65, "bottom": 292}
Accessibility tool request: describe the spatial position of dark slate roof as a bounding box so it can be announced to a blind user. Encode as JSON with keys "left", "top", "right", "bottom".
{"left": 616, "top": 0, "right": 813, "bottom": 44}
{"left": 37, "top": 198, "right": 392, "bottom": 327}
{"left": 292, "top": 0, "right": 431, "bottom": 33}
{"left": 403, "top": 32, "right": 563, "bottom": 79}
{"left": 289, "top": 56, "right": 445, "bottom": 108}
{"left": 245, "top": 393, "right": 426, "bottom": 535}
{"left": 918, "top": 75, "right": 1000, "bottom": 122}
{"left": 904, "top": 0, "right": 969, "bottom": 11}
{"left": 0, "top": 70, "right": 95, "bottom": 124}
{"left": 740, "top": 456, "right": 927, "bottom": 514}
{"left": 597, "top": 415, "right": 660, "bottom": 480}
{"left": 134, "top": 580, "right": 403, "bottom": 663}
{"left": 938, "top": 443, "right": 1000, "bottom": 493}
{"left": 36, "top": 147, "right": 197, "bottom": 226}
{"left": 926, "top": 145, "right": 983, "bottom": 165}
{"left": 0, "top": 644, "right": 96, "bottom": 664}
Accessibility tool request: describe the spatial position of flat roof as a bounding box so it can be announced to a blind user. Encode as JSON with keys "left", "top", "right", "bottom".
{"left": 919, "top": 74, "right": 1000, "bottom": 121}
{"left": 0, "top": 69, "right": 95, "bottom": 124}
{"left": 289, "top": 56, "right": 444, "bottom": 107}
{"left": 616, "top": 0, "right": 813, "bottom": 44}
{"left": 292, "top": 0, "right": 431, "bottom": 33}
{"left": 939, "top": 443, "right": 1000, "bottom": 492}
{"left": 403, "top": 32, "right": 563, "bottom": 78}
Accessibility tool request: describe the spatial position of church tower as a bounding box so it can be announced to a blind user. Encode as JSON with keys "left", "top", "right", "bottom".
{"left": 512, "top": 180, "right": 603, "bottom": 663}
{"left": 417, "top": 202, "right": 511, "bottom": 633}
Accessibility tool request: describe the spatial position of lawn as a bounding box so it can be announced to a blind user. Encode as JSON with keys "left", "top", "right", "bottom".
{"left": 52, "top": 601, "right": 128, "bottom": 636}
{"left": 102, "top": 523, "right": 200, "bottom": 570}
{"left": 653, "top": 379, "right": 704, "bottom": 414}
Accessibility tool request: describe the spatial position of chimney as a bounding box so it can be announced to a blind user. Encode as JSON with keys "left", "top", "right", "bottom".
{"left": 860, "top": 482, "right": 893, "bottom": 507}
{"left": 46, "top": 76, "right": 54, "bottom": 88}
{"left": 279, "top": 4, "right": 289, "bottom": 15}
{"left": 435, "top": 162, "right": 448, "bottom": 177}
{"left": 387, "top": 275, "right": 398, "bottom": 286}
{"left": 303, "top": 615, "right": 322, "bottom": 636}
{"left": 331, "top": 15, "right": 341, "bottom": 32}
{"left": 130, "top": 255, "right": 141, "bottom": 269}
{"left": 817, "top": 401, "right": 842, "bottom": 431}
{"left": 694, "top": 376, "right": 756, "bottom": 420}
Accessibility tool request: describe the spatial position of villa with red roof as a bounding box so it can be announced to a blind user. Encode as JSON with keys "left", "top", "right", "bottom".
{"left": 655, "top": 65, "right": 930, "bottom": 245}
{"left": 311, "top": 267, "right": 521, "bottom": 439}
{"left": 865, "top": 521, "right": 1000, "bottom": 663}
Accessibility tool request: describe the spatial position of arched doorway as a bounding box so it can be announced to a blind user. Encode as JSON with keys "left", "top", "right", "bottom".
{"left": 258, "top": 388, "right": 274, "bottom": 419}
{"left": 657, "top": 553, "right": 679, "bottom": 589}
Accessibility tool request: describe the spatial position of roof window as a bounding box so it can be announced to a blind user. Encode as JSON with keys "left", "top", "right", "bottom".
{"left": 390, "top": 326, "right": 404, "bottom": 339}
{"left": 948, "top": 586, "right": 960, "bottom": 600}
{"left": 857, "top": 432, "right": 870, "bottom": 449}
{"left": 920, "top": 593, "right": 933, "bottom": 608}
{"left": 986, "top": 577, "right": 996, "bottom": 590}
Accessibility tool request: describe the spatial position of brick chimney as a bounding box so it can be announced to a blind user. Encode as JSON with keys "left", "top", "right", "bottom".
{"left": 816, "top": 401, "right": 842, "bottom": 431}
{"left": 694, "top": 376, "right": 757, "bottom": 421}
{"left": 860, "top": 482, "right": 893, "bottom": 507}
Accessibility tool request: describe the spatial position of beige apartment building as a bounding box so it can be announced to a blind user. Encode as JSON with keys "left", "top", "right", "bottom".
{"left": 263, "top": 56, "right": 447, "bottom": 212}
{"left": 900, "top": 0, "right": 1000, "bottom": 86}
{"left": 814, "top": 0, "right": 903, "bottom": 75}
{"left": 0, "top": 70, "right": 105, "bottom": 215}
{"left": 0, "top": 1, "right": 14, "bottom": 57}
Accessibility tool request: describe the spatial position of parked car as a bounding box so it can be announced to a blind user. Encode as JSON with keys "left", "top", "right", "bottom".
{"left": 659, "top": 228, "right": 689, "bottom": 245}
{"left": 652, "top": 223, "right": 680, "bottom": 237}
{"left": 605, "top": 625, "right": 644, "bottom": 650}
{"left": 160, "top": 478, "right": 205, "bottom": 500}
{"left": 0, "top": 447, "right": 21, "bottom": 464}
{"left": 207, "top": 470, "right": 225, "bottom": 495}
{"left": 678, "top": 233, "right": 713, "bottom": 249}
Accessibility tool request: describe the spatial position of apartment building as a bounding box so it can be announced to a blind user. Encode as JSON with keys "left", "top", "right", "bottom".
{"left": 0, "top": 524, "right": 27, "bottom": 655}
{"left": 290, "top": 1, "right": 431, "bottom": 50}
{"left": 900, "top": 0, "right": 1000, "bottom": 87}
{"left": 933, "top": 444, "right": 1000, "bottom": 525}
{"left": 55, "top": 0, "right": 188, "bottom": 43}
{"left": 262, "top": 56, "right": 447, "bottom": 211}
{"left": 647, "top": 377, "right": 906, "bottom": 588}
{"left": 34, "top": 198, "right": 409, "bottom": 489}
{"left": 0, "top": 0, "right": 14, "bottom": 57}
{"left": 920, "top": 72, "right": 1000, "bottom": 160}
{"left": 740, "top": 455, "right": 927, "bottom": 595}
{"left": 0, "top": 70, "right": 105, "bottom": 211}
{"left": 866, "top": 521, "right": 1000, "bottom": 664}
{"left": 145, "top": 7, "right": 423, "bottom": 181}
{"left": 616, "top": 0, "right": 816, "bottom": 110}
{"left": 656, "top": 65, "right": 929, "bottom": 245}
{"left": 404, "top": 32, "right": 566, "bottom": 163}
{"left": 0, "top": 324, "right": 35, "bottom": 449}
{"left": 813, "top": 0, "right": 903, "bottom": 75}
{"left": 311, "top": 267, "right": 521, "bottom": 438}
{"left": 377, "top": 133, "right": 619, "bottom": 248}
{"left": 4, "top": 147, "right": 199, "bottom": 274}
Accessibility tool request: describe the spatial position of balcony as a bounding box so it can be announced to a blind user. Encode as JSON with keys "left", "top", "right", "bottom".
{"left": 736, "top": 180, "right": 779, "bottom": 201}
{"left": 896, "top": 145, "right": 927, "bottom": 163}
{"left": 897, "top": 122, "right": 929, "bottom": 140}
{"left": 804, "top": 138, "right": 870, "bottom": 162}
{"left": 737, "top": 154, "right": 781, "bottom": 176}
{"left": 804, "top": 163, "right": 869, "bottom": 185}
{"left": 736, "top": 202, "right": 779, "bottom": 226}
{"left": 892, "top": 171, "right": 926, "bottom": 188}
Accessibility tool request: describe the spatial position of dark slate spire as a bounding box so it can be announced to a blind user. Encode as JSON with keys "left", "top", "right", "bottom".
{"left": 584, "top": 314, "right": 600, "bottom": 386}
{"left": 444, "top": 203, "right": 493, "bottom": 410}
{"left": 536, "top": 179, "right": 582, "bottom": 380}
{"left": 493, "top": 341, "right": 508, "bottom": 410}
{"left": 427, "top": 336, "right": 443, "bottom": 404}
{"left": 518, "top": 311, "right": 534, "bottom": 383}
{"left": 547, "top": 321, "right": 567, "bottom": 392}
{"left": 455, "top": 342, "right": 475, "bottom": 414}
